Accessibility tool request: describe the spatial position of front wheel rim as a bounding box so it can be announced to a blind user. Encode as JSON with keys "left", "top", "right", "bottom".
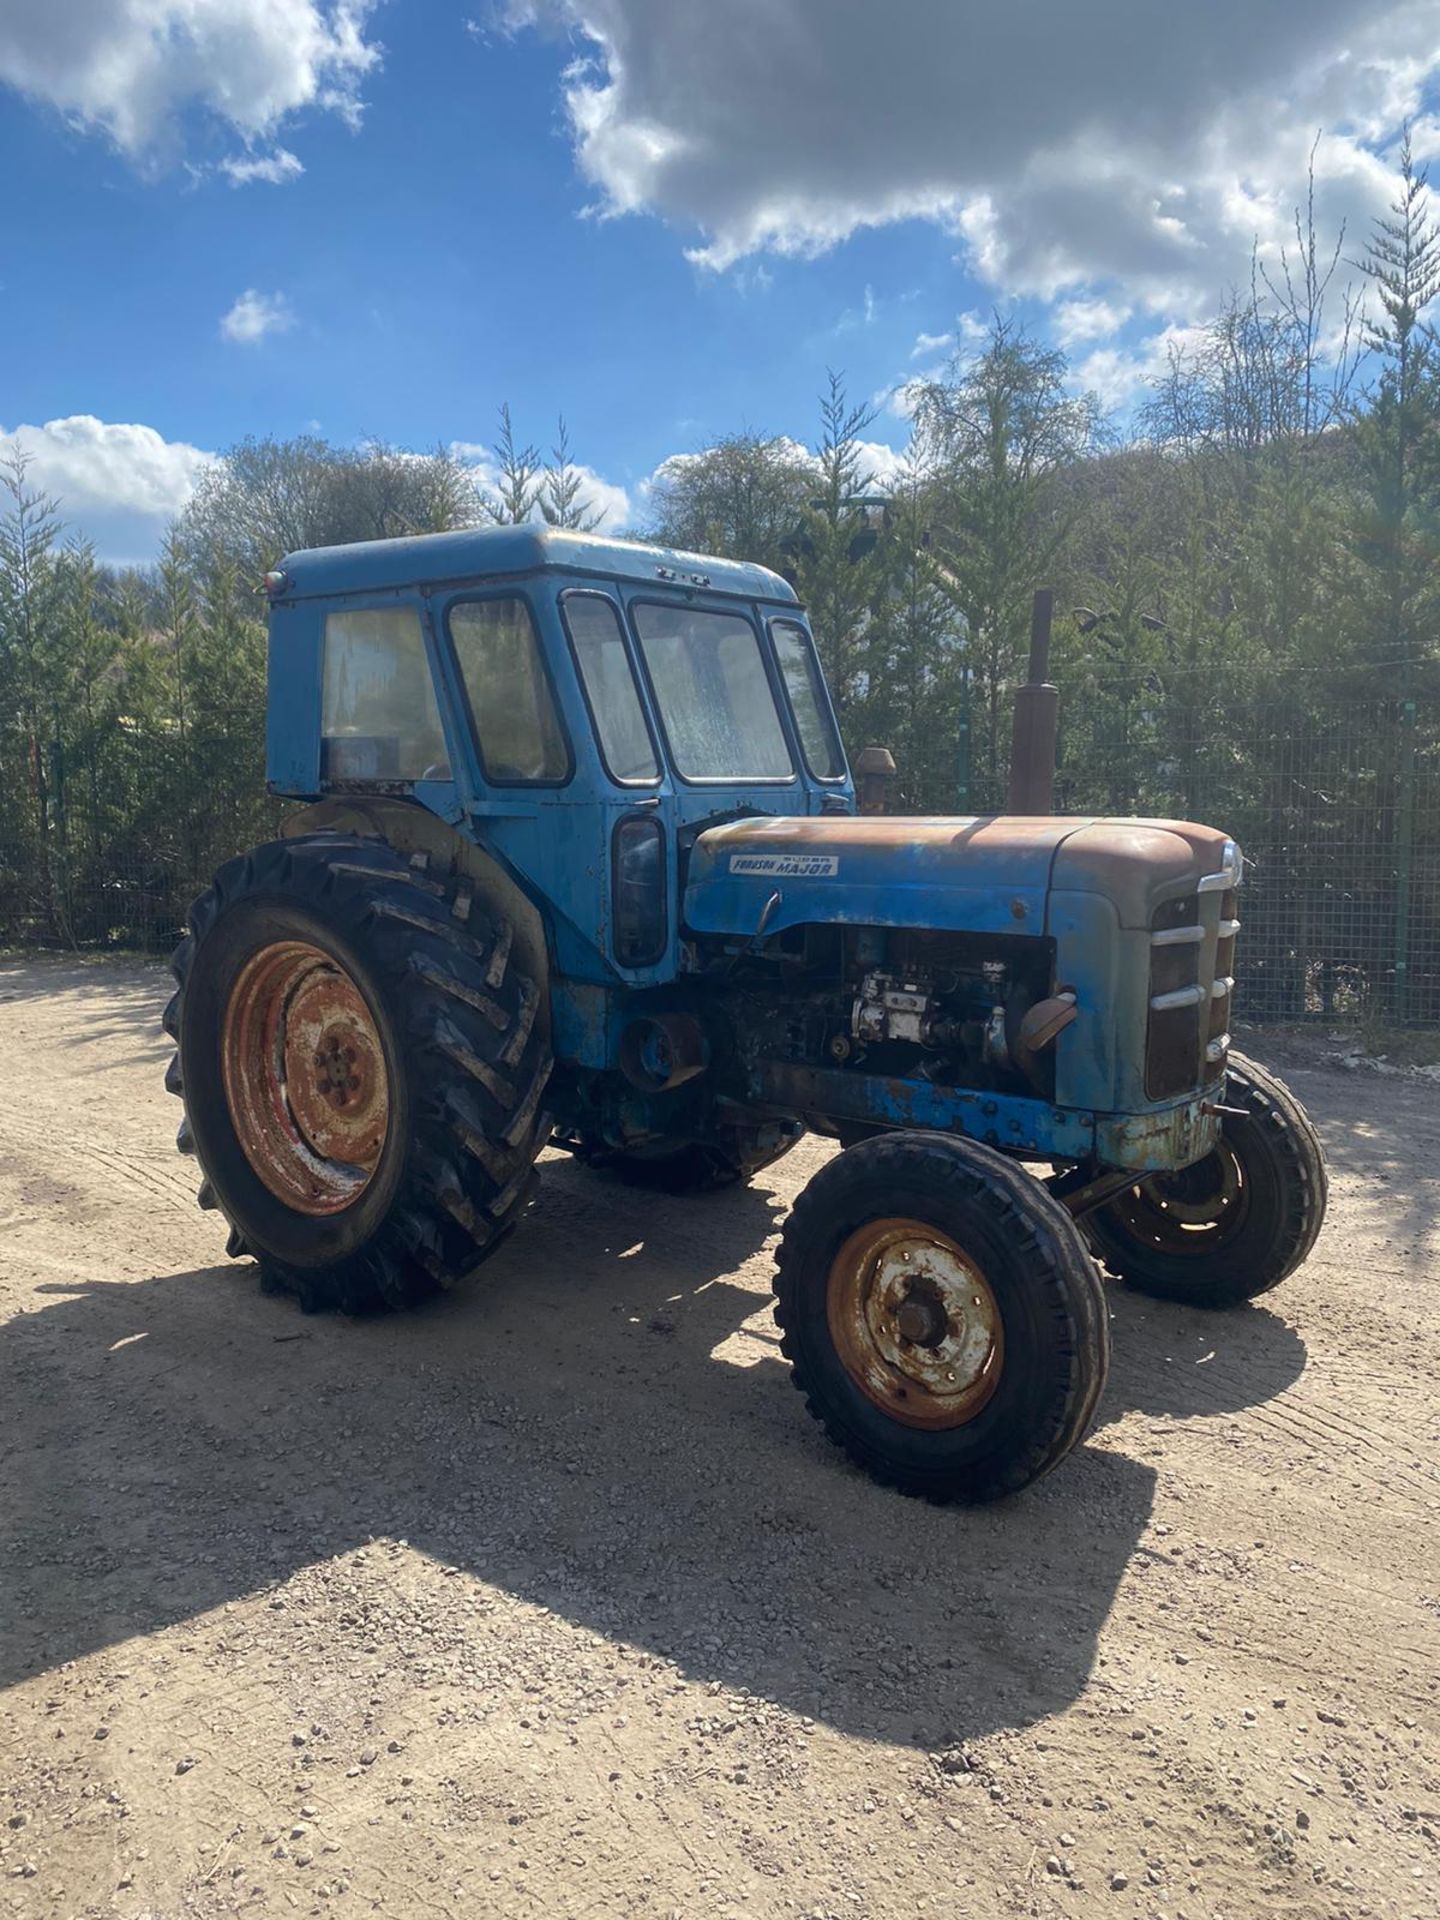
{"left": 826, "top": 1217, "right": 1004, "bottom": 1430}
{"left": 1113, "top": 1142, "right": 1248, "bottom": 1254}
{"left": 221, "top": 940, "right": 390, "bottom": 1215}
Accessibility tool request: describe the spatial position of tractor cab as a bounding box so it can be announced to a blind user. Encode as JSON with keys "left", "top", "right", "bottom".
{"left": 264, "top": 525, "right": 848, "bottom": 991}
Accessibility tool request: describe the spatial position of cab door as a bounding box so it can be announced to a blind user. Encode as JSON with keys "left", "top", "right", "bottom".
{"left": 555, "top": 589, "right": 672, "bottom": 976}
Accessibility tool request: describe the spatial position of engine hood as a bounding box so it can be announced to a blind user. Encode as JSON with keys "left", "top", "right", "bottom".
{"left": 684, "top": 814, "right": 1234, "bottom": 939}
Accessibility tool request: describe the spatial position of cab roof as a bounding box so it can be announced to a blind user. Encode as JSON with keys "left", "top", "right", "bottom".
{"left": 274, "top": 525, "right": 799, "bottom": 606}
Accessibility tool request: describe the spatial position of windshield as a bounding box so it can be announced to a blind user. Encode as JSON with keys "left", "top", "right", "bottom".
{"left": 632, "top": 602, "right": 792, "bottom": 780}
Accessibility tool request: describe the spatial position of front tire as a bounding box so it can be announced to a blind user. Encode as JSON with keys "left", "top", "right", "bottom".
{"left": 1084, "top": 1052, "right": 1327, "bottom": 1308}
{"left": 774, "top": 1132, "right": 1109, "bottom": 1502}
{"left": 164, "top": 833, "right": 552, "bottom": 1312}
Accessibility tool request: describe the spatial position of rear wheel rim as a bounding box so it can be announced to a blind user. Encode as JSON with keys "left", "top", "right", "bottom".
{"left": 1112, "top": 1142, "right": 1247, "bottom": 1254}
{"left": 221, "top": 940, "right": 389, "bottom": 1215}
{"left": 826, "top": 1217, "right": 1004, "bottom": 1430}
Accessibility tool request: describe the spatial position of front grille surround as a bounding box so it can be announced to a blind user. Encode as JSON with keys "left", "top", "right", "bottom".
{"left": 1145, "top": 846, "right": 1240, "bottom": 1099}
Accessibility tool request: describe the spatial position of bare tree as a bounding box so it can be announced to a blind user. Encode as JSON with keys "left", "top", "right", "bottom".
{"left": 647, "top": 432, "right": 813, "bottom": 567}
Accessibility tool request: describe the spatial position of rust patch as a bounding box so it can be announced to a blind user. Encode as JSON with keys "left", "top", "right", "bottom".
{"left": 222, "top": 941, "right": 388, "bottom": 1216}
{"left": 826, "top": 1217, "right": 1004, "bottom": 1431}
{"left": 699, "top": 814, "right": 1098, "bottom": 856}
{"left": 1095, "top": 1096, "right": 1220, "bottom": 1173}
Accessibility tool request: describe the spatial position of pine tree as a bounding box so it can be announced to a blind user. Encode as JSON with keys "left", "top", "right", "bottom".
{"left": 485, "top": 406, "right": 543, "bottom": 526}
{"left": 541, "top": 419, "right": 603, "bottom": 531}
{"left": 791, "top": 373, "right": 885, "bottom": 723}
{"left": 1352, "top": 130, "right": 1440, "bottom": 670}
{"left": 913, "top": 320, "right": 1103, "bottom": 798}
{"left": 0, "top": 455, "right": 66, "bottom": 933}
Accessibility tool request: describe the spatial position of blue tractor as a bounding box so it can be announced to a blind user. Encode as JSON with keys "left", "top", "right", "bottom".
{"left": 164, "top": 528, "right": 1326, "bottom": 1501}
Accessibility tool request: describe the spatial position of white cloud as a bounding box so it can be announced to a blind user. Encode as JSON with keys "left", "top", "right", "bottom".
{"left": 1073, "top": 347, "right": 1150, "bottom": 413}
{"left": 875, "top": 377, "right": 928, "bottom": 423}
{"left": 850, "top": 439, "right": 910, "bottom": 491}
{"left": 644, "top": 432, "right": 910, "bottom": 505}
{"left": 554, "top": 462, "right": 631, "bottom": 532}
{"left": 0, "top": 1, "right": 378, "bottom": 160}
{"left": 0, "top": 415, "right": 216, "bottom": 562}
{"left": 450, "top": 443, "right": 632, "bottom": 533}
{"left": 219, "top": 147, "right": 305, "bottom": 187}
{"left": 1074, "top": 326, "right": 1209, "bottom": 411}
{"left": 221, "top": 289, "right": 295, "bottom": 344}
{"left": 1053, "top": 297, "right": 1133, "bottom": 348}
{"left": 505, "top": 1, "right": 1435, "bottom": 319}
{"left": 911, "top": 331, "right": 953, "bottom": 360}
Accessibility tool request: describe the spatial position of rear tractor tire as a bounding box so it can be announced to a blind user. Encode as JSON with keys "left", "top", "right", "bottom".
{"left": 1083, "top": 1051, "right": 1327, "bottom": 1308}
{"left": 163, "top": 832, "right": 552, "bottom": 1312}
{"left": 774, "top": 1131, "right": 1110, "bottom": 1502}
{"left": 571, "top": 1122, "right": 803, "bottom": 1194}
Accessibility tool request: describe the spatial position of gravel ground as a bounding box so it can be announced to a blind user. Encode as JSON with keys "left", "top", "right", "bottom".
{"left": 1, "top": 954, "right": 1437, "bottom": 1920}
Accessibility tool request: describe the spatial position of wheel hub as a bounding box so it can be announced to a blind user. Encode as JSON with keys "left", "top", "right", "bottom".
{"left": 827, "top": 1218, "right": 1004, "bottom": 1430}
{"left": 313, "top": 1036, "right": 362, "bottom": 1107}
{"left": 894, "top": 1286, "right": 947, "bottom": 1347}
{"left": 221, "top": 941, "right": 389, "bottom": 1215}
{"left": 1119, "top": 1142, "right": 1247, "bottom": 1247}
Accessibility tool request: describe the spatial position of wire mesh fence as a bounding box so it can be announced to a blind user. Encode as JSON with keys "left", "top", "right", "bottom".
{"left": 1, "top": 680, "right": 1436, "bottom": 1030}
{"left": 1052, "top": 671, "right": 1440, "bottom": 1027}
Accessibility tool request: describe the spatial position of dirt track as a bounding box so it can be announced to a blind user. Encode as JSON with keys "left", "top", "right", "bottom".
{"left": 0, "top": 954, "right": 1437, "bottom": 1920}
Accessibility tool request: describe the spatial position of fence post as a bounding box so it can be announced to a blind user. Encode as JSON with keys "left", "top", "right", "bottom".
{"left": 956, "top": 668, "right": 972, "bottom": 813}
{"left": 1007, "top": 589, "right": 1059, "bottom": 814}
{"left": 48, "top": 725, "right": 67, "bottom": 944}
{"left": 1394, "top": 694, "right": 1416, "bottom": 1024}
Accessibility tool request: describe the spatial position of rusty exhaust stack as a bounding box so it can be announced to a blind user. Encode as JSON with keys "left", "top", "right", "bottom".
{"left": 1007, "top": 588, "right": 1058, "bottom": 815}
{"left": 854, "top": 744, "right": 897, "bottom": 814}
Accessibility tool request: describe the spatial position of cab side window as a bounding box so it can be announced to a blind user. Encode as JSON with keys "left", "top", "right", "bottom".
{"left": 561, "top": 592, "right": 659, "bottom": 784}
{"left": 321, "top": 605, "right": 450, "bottom": 782}
{"left": 770, "top": 619, "right": 845, "bottom": 779}
{"left": 449, "top": 598, "right": 570, "bottom": 785}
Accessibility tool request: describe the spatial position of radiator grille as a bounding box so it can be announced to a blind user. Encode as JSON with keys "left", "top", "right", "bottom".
{"left": 1146, "top": 859, "right": 1237, "bottom": 1098}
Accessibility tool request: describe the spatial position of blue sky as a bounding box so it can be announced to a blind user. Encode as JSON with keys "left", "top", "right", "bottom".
{"left": 1, "top": 1, "right": 1435, "bottom": 561}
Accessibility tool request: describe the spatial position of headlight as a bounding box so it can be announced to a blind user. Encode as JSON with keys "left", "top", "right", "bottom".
{"left": 612, "top": 816, "right": 667, "bottom": 967}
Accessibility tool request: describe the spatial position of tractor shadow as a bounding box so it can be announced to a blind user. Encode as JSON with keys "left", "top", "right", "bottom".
{"left": 1098, "top": 1286, "right": 1308, "bottom": 1425}
{"left": 0, "top": 1155, "right": 1305, "bottom": 1749}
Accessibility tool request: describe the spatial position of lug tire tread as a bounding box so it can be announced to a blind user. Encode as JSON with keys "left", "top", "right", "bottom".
{"left": 774, "top": 1131, "right": 1109, "bottom": 1503}
{"left": 1086, "top": 1050, "right": 1327, "bottom": 1308}
{"left": 164, "top": 832, "right": 551, "bottom": 1313}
